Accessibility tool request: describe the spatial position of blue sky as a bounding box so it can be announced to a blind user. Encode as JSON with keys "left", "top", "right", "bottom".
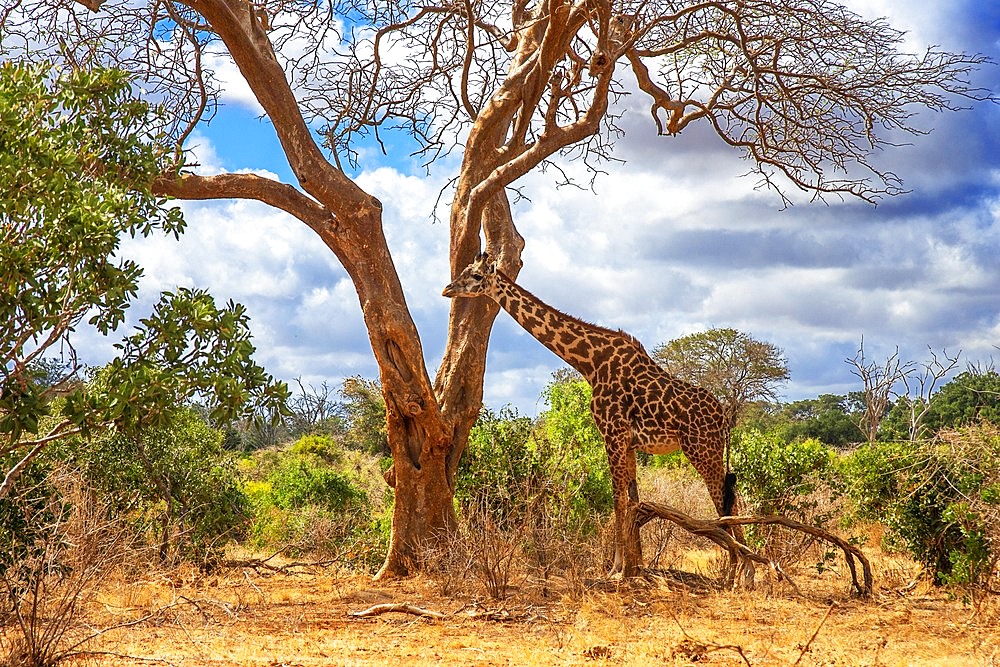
{"left": 84, "top": 0, "right": 1000, "bottom": 416}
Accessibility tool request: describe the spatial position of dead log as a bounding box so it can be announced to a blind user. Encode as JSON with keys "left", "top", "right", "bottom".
{"left": 634, "top": 502, "right": 873, "bottom": 598}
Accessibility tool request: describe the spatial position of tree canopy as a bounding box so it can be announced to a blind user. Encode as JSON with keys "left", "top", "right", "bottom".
{"left": 0, "top": 62, "right": 287, "bottom": 499}
{"left": 653, "top": 328, "right": 789, "bottom": 424}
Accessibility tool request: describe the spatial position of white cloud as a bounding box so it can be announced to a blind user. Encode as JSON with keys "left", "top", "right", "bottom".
{"left": 72, "top": 4, "right": 1000, "bottom": 418}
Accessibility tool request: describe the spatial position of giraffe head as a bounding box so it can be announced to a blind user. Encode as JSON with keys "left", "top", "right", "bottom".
{"left": 442, "top": 252, "right": 497, "bottom": 298}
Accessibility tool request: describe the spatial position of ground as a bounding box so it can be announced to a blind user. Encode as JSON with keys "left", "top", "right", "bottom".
{"left": 37, "top": 547, "right": 1000, "bottom": 667}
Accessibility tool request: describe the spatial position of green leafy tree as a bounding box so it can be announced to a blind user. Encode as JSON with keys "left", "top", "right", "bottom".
{"left": 0, "top": 62, "right": 288, "bottom": 499}
{"left": 66, "top": 405, "right": 247, "bottom": 563}
{"left": 883, "top": 370, "right": 1000, "bottom": 441}
{"left": 653, "top": 329, "right": 790, "bottom": 424}
{"left": 780, "top": 393, "right": 865, "bottom": 448}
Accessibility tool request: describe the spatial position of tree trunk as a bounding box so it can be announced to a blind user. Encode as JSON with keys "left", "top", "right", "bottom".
{"left": 162, "top": 0, "right": 525, "bottom": 579}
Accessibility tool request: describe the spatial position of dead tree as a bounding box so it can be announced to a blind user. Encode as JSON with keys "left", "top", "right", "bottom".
{"left": 635, "top": 502, "right": 874, "bottom": 598}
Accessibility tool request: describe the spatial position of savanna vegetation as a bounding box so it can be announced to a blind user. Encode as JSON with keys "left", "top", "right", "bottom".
{"left": 3, "top": 1, "right": 1000, "bottom": 664}
{"left": 6, "top": 338, "right": 1000, "bottom": 664}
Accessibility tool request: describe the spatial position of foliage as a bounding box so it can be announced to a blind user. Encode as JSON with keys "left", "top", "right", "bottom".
{"left": 732, "top": 428, "right": 836, "bottom": 519}
{"left": 290, "top": 434, "right": 343, "bottom": 464}
{"left": 0, "top": 60, "right": 176, "bottom": 452}
{"left": 840, "top": 423, "right": 1000, "bottom": 588}
{"left": 535, "top": 377, "right": 614, "bottom": 529}
{"left": 0, "top": 61, "right": 288, "bottom": 499}
{"left": 338, "top": 377, "right": 388, "bottom": 456}
{"left": 779, "top": 393, "right": 865, "bottom": 448}
{"left": 882, "top": 370, "right": 1000, "bottom": 441}
{"left": 455, "top": 406, "right": 538, "bottom": 523}
{"left": 456, "top": 379, "right": 613, "bottom": 535}
{"left": 62, "top": 404, "right": 247, "bottom": 565}
{"left": 653, "top": 328, "right": 789, "bottom": 423}
{"left": 242, "top": 437, "right": 388, "bottom": 568}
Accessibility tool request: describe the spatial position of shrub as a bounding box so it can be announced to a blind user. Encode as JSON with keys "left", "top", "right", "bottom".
{"left": 731, "top": 428, "right": 838, "bottom": 556}
{"left": 841, "top": 424, "right": 1000, "bottom": 588}
{"left": 241, "top": 442, "right": 388, "bottom": 569}
{"left": 59, "top": 406, "right": 248, "bottom": 565}
{"left": 266, "top": 455, "right": 364, "bottom": 511}
{"left": 732, "top": 428, "right": 836, "bottom": 518}
{"left": 289, "top": 434, "right": 342, "bottom": 463}
{"left": 455, "top": 406, "right": 538, "bottom": 523}
{"left": 535, "top": 378, "right": 614, "bottom": 530}
{"left": 1, "top": 468, "right": 135, "bottom": 667}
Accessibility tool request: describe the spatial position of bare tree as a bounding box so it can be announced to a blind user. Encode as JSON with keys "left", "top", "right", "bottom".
{"left": 846, "top": 340, "right": 912, "bottom": 443}
{"left": 6, "top": 0, "right": 993, "bottom": 577}
{"left": 897, "top": 348, "right": 962, "bottom": 442}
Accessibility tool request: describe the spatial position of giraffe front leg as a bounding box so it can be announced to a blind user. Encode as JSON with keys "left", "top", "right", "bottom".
{"left": 606, "top": 440, "right": 642, "bottom": 578}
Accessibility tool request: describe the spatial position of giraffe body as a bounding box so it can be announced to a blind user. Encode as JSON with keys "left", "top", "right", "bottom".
{"left": 444, "top": 253, "right": 740, "bottom": 575}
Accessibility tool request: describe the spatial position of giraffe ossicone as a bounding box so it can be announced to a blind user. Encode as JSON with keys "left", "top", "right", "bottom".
{"left": 444, "top": 252, "right": 743, "bottom": 576}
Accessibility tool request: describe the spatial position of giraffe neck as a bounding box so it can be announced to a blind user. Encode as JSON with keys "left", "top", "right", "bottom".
{"left": 490, "top": 271, "right": 626, "bottom": 380}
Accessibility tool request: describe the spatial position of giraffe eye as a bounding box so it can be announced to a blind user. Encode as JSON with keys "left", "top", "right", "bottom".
{"left": 471, "top": 273, "right": 483, "bottom": 280}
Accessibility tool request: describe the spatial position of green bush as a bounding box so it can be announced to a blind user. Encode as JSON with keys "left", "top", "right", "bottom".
{"left": 456, "top": 406, "right": 538, "bottom": 523}
{"left": 241, "top": 441, "right": 388, "bottom": 569}
{"left": 532, "top": 379, "right": 614, "bottom": 532}
{"left": 61, "top": 406, "right": 247, "bottom": 565}
{"left": 266, "top": 455, "right": 364, "bottom": 511}
{"left": 290, "top": 434, "right": 342, "bottom": 463}
{"left": 840, "top": 424, "right": 1000, "bottom": 587}
{"left": 455, "top": 380, "right": 614, "bottom": 538}
{"left": 732, "top": 428, "right": 836, "bottom": 518}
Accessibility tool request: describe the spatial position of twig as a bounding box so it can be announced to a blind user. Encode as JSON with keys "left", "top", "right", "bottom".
{"left": 793, "top": 604, "right": 836, "bottom": 666}
{"left": 664, "top": 606, "right": 752, "bottom": 667}
{"left": 68, "top": 651, "right": 176, "bottom": 666}
{"left": 220, "top": 554, "right": 341, "bottom": 574}
{"left": 349, "top": 603, "right": 446, "bottom": 620}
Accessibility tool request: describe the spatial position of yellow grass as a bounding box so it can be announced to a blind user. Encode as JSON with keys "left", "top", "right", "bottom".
{"left": 13, "top": 547, "right": 993, "bottom": 667}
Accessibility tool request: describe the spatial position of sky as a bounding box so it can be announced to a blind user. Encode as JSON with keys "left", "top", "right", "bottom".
{"left": 80, "top": 0, "right": 1000, "bottom": 416}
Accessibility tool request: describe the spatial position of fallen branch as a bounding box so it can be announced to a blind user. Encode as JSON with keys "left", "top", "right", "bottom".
{"left": 220, "top": 553, "right": 341, "bottom": 575}
{"left": 635, "top": 502, "right": 873, "bottom": 598}
{"left": 349, "top": 603, "right": 446, "bottom": 620}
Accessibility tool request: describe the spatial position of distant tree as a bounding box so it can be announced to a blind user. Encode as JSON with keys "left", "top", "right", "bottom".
{"left": 894, "top": 349, "right": 962, "bottom": 441}
{"left": 846, "top": 341, "right": 910, "bottom": 444}
{"left": 0, "top": 63, "right": 287, "bottom": 499}
{"left": 884, "top": 370, "right": 1000, "bottom": 441}
{"left": 339, "top": 377, "right": 389, "bottom": 457}
{"left": 286, "top": 378, "right": 345, "bottom": 438}
{"left": 653, "top": 328, "right": 789, "bottom": 424}
{"left": 780, "top": 393, "right": 864, "bottom": 448}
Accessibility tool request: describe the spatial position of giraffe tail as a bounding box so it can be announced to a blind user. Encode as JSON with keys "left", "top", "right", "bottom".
{"left": 722, "top": 472, "right": 737, "bottom": 516}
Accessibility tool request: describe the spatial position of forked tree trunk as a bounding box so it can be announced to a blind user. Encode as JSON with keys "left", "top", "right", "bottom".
{"left": 149, "top": 0, "right": 533, "bottom": 579}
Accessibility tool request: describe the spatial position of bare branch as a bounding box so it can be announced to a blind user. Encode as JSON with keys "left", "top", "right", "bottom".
{"left": 153, "top": 172, "right": 335, "bottom": 230}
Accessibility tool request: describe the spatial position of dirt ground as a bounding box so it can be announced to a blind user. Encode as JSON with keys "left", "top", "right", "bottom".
{"left": 36, "top": 548, "right": 1000, "bottom": 667}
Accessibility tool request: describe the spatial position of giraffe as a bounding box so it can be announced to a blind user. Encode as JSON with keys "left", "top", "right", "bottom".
{"left": 443, "top": 252, "right": 741, "bottom": 576}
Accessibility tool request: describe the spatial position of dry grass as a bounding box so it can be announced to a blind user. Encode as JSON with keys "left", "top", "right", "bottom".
{"left": 24, "top": 552, "right": 998, "bottom": 667}
{"left": 6, "top": 469, "right": 1000, "bottom": 666}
